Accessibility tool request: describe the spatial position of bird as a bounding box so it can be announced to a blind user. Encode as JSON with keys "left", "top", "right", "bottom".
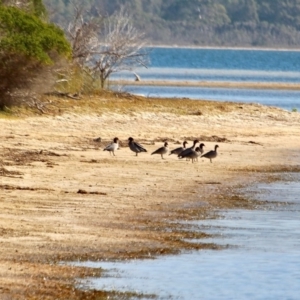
{"left": 193, "top": 143, "right": 205, "bottom": 162}
{"left": 169, "top": 141, "right": 188, "bottom": 156}
{"left": 178, "top": 139, "right": 199, "bottom": 159}
{"left": 198, "top": 143, "right": 205, "bottom": 155}
{"left": 201, "top": 145, "right": 219, "bottom": 163}
{"left": 181, "top": 146, "right": 202, "bottom": 163}
{"left": 151, "top": 142, "right": 168, "bottom": 159}
{"left": 103, "top": 137, "right": 119, "bottom": 156}
{"left": 128, "top": 137, "right": 147, "bottom": 156}
{"left": 133, "top": 72, "right": 141, "bottom": 81}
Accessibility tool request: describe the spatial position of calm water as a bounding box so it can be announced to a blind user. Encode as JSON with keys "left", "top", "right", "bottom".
{"left": 121, "top": 85, "right": 300, "bottom": 110}
{"left": 73, "top": 176, "right": 300, "bottom": 299}
{"left": 111, "top": 48, "right": 300, "bottom": 110}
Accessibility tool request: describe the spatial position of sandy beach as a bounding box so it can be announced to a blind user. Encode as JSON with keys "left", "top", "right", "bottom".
{"left": 1, "top": 94, "right": 300, "bottom": 298}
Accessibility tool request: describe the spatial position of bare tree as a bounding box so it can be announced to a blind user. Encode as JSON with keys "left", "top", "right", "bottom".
{"left": 67, "top": 6, "right": 148, "bottom": 89}
{"left": 67, "top": 6, "right": 101, "bottom": 65}
{"left": 93, "top": 7, "right": 148, "bottom": 88}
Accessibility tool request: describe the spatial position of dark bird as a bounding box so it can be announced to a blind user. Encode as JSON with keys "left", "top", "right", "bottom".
{"left": 103, "top": 137, "right": 119, "bottom": 156}
{"left": 181, "top": 146, "right": 202, "bottom": 163}
{"left": 201, "top": 145, "right": 219, "bottom": 163}
{"left": 178, "top": 139, "right": 199, "bottom": 159}
{"left": 151, "top": 142, "right": 168, "bottom": 159}
{"left": 169, "top": 141, "right": 188, "bottom": 156}
{"left": 128, "top": 137, "right": 147, "bottom": 156}
{"left": 198, "top": 143, "right": 205, "bottom": 155}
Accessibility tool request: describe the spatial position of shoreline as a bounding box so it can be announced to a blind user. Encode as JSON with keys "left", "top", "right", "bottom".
{"left": 1, "top": 95, "right": 300, "bottom": 298}
{"left": 110, "top": 79, "right": 300, "bottom": 90}
{"left": 147, "top": 44, "right": 300, "bottom": 52}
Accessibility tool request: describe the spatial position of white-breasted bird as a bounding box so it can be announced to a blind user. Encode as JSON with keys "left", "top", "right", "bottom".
{"left": 103, "top": 137, "right": 119, "bottom": 156}
{"left": 151, "top": 142, "right": 168, "bottom": 159}
{"left": 192, "top": 143, "right": 205, "bottom": 162}
{"left": 201, "top": 145, "right": 219, "bottom": 163}
{"left": 128, "top": 137, "right": 147, "bottom": 156}
{"left": 169, "top": 140, "right": 188, "bottom": 156}
{"left": 198, "top": 143, "right": 205, "bottom": 155}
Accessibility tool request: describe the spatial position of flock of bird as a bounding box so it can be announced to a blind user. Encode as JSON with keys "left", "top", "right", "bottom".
{"left": 103, "top": 137, "right": 219, "bottom": 163}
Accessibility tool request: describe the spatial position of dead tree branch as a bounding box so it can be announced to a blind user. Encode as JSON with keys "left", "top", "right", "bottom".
{"left": 66, "top": 5, "right": 149, "bottom": 89}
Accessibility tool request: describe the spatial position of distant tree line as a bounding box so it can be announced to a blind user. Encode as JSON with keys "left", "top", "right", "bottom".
{"left": 44, "top": 0, "right": 300, "bottom": 47}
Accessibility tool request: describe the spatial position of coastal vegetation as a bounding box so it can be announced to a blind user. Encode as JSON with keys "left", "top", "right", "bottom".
{"left": 0, "top": 1, "right": 71, "bottom": 109}
{"left": 44, "top": 0, "right": 300, "bottom": 48}
{"left": 0, "top": 1, "right": 147, "bottom": 110}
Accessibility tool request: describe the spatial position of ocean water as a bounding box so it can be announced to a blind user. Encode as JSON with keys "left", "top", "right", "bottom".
{"left": 111, "top": 47, "right": 300, "bottom": 111}
{"left": 73, "top": 176, "right": 300, "bottom": 299}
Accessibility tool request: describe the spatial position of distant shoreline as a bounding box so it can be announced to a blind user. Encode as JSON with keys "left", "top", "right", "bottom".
{"left": 111, "top": 79, "right": 300, "bottom": 90}
{"left": 147, "top": 44, "right": 300, "bottom": 52}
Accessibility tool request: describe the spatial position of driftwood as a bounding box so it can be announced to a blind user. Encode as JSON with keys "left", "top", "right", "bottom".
{"left": 248, "top": 141, "right": 263, "bottom": 146}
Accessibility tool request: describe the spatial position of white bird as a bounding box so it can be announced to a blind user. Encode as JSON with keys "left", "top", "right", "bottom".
{"left": 133, "top": 72, "right": 141, "bottom": 81}
{"left": 201, "top": 145, "right": 219, "bottom": 163}
{"left": 151, "top": 142, "right": 168, "bottom": 159}
{"left": 128, "top": 137, "right": 147, "bottom": 156}
{"left": 103, "top": 137, "right": 119, "bottom": 156}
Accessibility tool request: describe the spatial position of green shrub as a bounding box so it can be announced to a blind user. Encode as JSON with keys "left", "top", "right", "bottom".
{"left": 0, "top": 5, "right": 71, "bottom": 109}
{"left": 0, "top": 6, "right": 70, "bottom": 63}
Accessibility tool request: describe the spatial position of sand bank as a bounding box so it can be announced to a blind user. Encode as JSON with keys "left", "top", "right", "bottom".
{"left": 111, "top": 79, "right": 300, "bottom": 90}
{"left": 1, "top": 95, "right": 300, "bottom": 298}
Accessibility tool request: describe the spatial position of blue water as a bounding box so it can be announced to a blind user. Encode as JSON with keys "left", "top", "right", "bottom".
{"left": 122, "top": 85, "right": 300, "bottom": 110}
{"left": 73, "top": 178, "right": 300, "bottom": 299}
{"left": 114, "top": 67, "right": 300, "bottom": 83}
{"left": 148, "top": 48, "right": 300, "bottom": 71}
{"left": 111, "top": 47, "right": 300, "bottom": 110}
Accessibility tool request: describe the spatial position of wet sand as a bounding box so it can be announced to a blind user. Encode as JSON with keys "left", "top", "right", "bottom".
{"left": 1, "top": 94, "right": 300, "bottom": 298}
